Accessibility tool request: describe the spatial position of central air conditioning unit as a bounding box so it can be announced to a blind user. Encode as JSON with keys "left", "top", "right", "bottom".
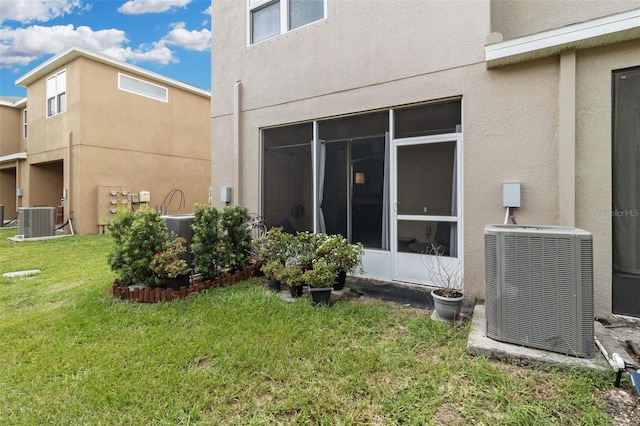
{"left": 18, "top": 207, "right": 56, "bottom": 238}
{"left": 484, "top": 225, "right": 594, "bottom": 357}
{"left": 163, "top": 215, "right": 195, "bottom": 267}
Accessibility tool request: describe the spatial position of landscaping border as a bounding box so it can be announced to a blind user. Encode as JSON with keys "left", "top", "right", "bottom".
{"left": 112, "top": 265, "right": 260, "bottom": 303}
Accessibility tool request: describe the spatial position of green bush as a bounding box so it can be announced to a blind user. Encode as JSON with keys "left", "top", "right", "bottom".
{"left": 107, "top": 207, "right": 167, "bottom": 286}
{"left": 220, "top": 206, "right": 252, "bottom": 272}
{"left": 191, "top": 204, "right": 223, "bottom": 280}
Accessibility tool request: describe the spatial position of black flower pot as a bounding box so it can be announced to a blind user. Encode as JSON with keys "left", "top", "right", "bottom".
{"left": 165, "top": 274, "right": 190, "bottom": 291}
{"left": 309, "top": 287, "right": 332, "bottom": 305}
{"left": 266, "top": 279, "right": 281, "bottom": 292}
{"left": 333, "top": 270, "right": 347, "bottom": 290}
{"left": 289, "top": 284, "right": 304, "bottom": 298}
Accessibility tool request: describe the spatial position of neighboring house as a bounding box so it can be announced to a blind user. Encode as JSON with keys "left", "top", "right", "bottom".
{"left": 0, "top": 96, "right": 26, "bottom": 222}
{"left": 210, "top": 0, "right": 640, "bottom": 319}
{"left": 0, "top": 46, "right": 211, "bottom": 235}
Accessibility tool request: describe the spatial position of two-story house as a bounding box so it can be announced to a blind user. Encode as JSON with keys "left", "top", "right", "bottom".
{"left": 210, "top": 0, "right": 640, "bottom": 319}
{"left": 0, "top": 46, "right": 211, "bottom": 235}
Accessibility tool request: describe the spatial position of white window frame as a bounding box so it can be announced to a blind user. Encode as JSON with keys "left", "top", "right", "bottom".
{"left": 118, "top": 73, "right": 169, "bottom": 103}
{"left": 247, "top": 0, "right": 326, "bottom": 45}
{"left": 46, "top": 70, "right": 66, "bottom": 118}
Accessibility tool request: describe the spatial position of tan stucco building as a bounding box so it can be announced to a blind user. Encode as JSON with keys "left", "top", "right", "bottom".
{"left": 0, "top": 46, "right": 211, "bottom": 235}
{"left": 210, "top": 0, "right": 640, "bottom": 319}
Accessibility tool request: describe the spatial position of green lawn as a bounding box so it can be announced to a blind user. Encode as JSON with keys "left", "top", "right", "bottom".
{"left": 0, "top": 228, "right": 613, "bottom": 425}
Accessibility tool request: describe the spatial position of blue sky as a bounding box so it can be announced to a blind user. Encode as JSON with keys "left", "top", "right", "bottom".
{"left": 0, "top": 0, "right": 211, "bottom": 98}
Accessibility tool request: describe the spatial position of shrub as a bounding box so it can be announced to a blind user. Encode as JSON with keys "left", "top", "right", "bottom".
{"left": 220, "top": 206, "right": 252, "bottom": 272}
{"left": 107, "top": 207, "right": 167, "bottom": 286}
{"left": 191, "top": 204, "right": 223, "bottom": 280}
{"left": 149, "top": 237, "right": 189, "bottom": 283}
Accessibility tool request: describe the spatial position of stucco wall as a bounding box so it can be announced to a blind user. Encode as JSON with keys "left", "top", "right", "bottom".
{"left": 491, "top": 0, "right": 640, "bottom": 40}
{"left": 0, "top": 104, "right": 23, "bottom": 156}
{"left": 574, "top": 40, "right": 640, "bottom": 317}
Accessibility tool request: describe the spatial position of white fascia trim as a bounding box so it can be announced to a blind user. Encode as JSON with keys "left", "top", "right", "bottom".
{"left": 15, "top": 46, "right": 210, "bottom": 98}
{"left": 0, "top": 152, "right": 27, "bottom": 163}
{"left": 486, "top": 8, "right": 640, "bottom": 67}
{"left": 0, "top": 97, "right": 27, "bottom": 108}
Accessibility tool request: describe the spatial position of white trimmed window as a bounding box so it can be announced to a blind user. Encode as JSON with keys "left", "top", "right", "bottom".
{"left": 46, "top": 70, "right": 66, "bottom": 117}
{"left": 249, "top": 0, "right": 325, "bottom": 44}
{"left": 23, "top": 109, "right": 27, "bottom": 139}
{"left": 118, "top": 73, "right": 168, "bottom": 103}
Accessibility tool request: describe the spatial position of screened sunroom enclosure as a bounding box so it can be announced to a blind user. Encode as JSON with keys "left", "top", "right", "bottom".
{"left": 261, "top": 99, "right": 462, "bottom": 286}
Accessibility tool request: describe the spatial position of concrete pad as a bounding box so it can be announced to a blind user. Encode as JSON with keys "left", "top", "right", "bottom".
{"left": 7, "top": 234, "right": 72, "bottom": 242}
{"left": 465, "top": 305, "right": 639, "bottom": 372}
{"left": 3, "top": 269, "right": 41, "bottom": 278}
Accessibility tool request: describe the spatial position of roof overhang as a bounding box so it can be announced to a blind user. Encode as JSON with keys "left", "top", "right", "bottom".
{"left": 0, "top": 152, "right": 27, "bottom": 164}
{"left": 0, "top": 97, "right": 27, "bottom": 108}
{"left": 15, "top": 45, "right": 210, "bottom": 98}
{"left": 486, "top": 8, "right": 640, "bottom": 68}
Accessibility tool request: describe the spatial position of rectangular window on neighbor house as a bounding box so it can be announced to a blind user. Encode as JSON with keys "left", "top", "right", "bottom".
{"left": 249, "top": 0, "right": 325, "bottom": 44}
{"left": 23, "top": 109, "right": 27, "bottom": 139}
{"left": 118, "top": 73, "right": 168, "bottom": 102}
{"left": 46, "top": 70, "right": 66, "bottom": 117}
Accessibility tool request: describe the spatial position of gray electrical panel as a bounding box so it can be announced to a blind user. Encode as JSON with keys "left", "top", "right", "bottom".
{"left": 484, "top": 225, "right": 594, "bottom": 357}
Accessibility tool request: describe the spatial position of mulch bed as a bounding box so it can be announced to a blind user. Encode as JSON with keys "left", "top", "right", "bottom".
{"left": 111, "top": 265, "right": 260, "bottom": 303}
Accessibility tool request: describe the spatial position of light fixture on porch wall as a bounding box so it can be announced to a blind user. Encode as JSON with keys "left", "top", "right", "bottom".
{"left": 355, "top": 172, "right": 366, "bottom": 184}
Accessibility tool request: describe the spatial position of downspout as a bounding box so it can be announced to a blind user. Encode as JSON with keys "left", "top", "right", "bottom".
{"left": 233, "top": 81, "right": 242, "bottom": 206}
{"left": 67, "top": 131, "right": 73, "bottom": 224}
{"left": 558, "top": 49, "right": 576, "bottom": 226}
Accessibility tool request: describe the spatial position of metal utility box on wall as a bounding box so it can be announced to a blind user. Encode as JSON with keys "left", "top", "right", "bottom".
{"left": 18, "top": 207, "right": 56, "bottom": 238}
{"left": 484, "top": 225, "right": 594, "bottom": 357}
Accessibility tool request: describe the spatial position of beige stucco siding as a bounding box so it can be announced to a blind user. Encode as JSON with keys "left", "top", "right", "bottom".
{"left": 491, "top": 0, "right": 640, "bottom": 40}
{"left": 574, "top": 40, "right": 640, "bottom": 316}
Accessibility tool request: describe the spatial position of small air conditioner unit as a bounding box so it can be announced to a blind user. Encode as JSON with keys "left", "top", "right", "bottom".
{"left": 484, "top": 225, "right": 594, "bottom": 357}
{"left": 163, "top": 215, "right": 195, "bottom": 267}
{"left": 18, "top": 207, "right": 56, "bottom": 238}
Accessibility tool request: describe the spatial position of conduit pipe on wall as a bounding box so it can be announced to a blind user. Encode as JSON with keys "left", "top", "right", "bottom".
{"left": 232, "top": 81, "right": 242, "bottom": 206}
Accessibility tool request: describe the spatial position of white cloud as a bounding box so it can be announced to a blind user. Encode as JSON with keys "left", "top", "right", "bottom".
{"left": 0, "top": 25, "right": 127, "bottom": 68}
{"left": 0, "top": 24, "right": 178, "bottom": 69}
{"left": 162, "top": 22, "right": 210, "bottom": 51}
{"left": 105, "top": 42, "right": 177, "bottom": 65}
{"left": 0, "top": 0, "right": 87, "bottom": 24}
{"left": 202, "top": 5, "right": 212, "bottom": 16}
{"left": 118, "top": 0, "right": 192, "bottom": 15}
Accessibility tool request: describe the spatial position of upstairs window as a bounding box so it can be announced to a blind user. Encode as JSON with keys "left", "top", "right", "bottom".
{"left": 46, "top": 70, "right": 66, "bottom": 117}
{"left": 118, "top": 73, "right": 168, "bottom": 102}
{"left": 23, "top": 109, "right": 27, "bottom": 139}
{"left": 249, "top": 0, "right": 325, "bottom": 44}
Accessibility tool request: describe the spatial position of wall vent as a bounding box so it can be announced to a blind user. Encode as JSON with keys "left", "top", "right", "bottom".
{"left": 18, "top": 207, "right": 56, "bottom": 238}
{"left": 484, "top": 225, "right": 594, "bottom": 357}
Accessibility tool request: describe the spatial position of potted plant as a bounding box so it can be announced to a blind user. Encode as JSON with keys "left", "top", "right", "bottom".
{"left": 149, "top": 237, "right": 190, "bottom": 290}
{"left": 261, "top": 259, "right": 284, "bottom": 292}
{"left": 315, "top": 234, "right": 364, "bottom": 290}
{"left": 303, "top": 257, "right": 337, "bottom": 305}
{"left": 276, "top": 262, "right": 305, "bottom": 298}
{"left": 424, "top": 243, "right": 464, "bottom": 322}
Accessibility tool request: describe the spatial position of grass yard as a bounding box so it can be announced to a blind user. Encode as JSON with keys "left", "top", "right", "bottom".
{"left": 0, "top": 228, "right": 615, "bottom": 425}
